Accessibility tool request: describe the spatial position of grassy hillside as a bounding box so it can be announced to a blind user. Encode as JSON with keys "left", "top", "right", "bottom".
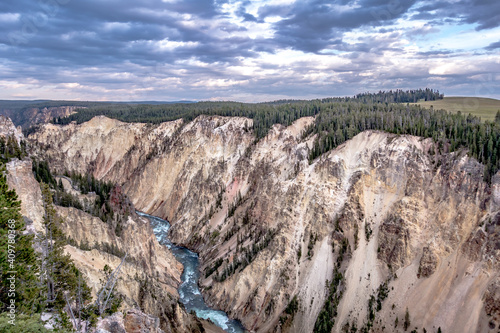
{"left": 412, "top": 97, "right": 500, "bottom": 122}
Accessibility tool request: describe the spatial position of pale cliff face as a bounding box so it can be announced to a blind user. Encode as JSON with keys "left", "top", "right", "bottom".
{"left": 2, "top": 117, "right": 45, "bottom": 234}
{"left": 6, "top": 159, "right": 45, "bottom": 233}
{"left": 0, "top": 115, "right": 23, "bottom": 143}
{"left": 0, "top": 106, "right": 79, "bottom": 129}
{"left": 4, "top": 158, "right": 201, "bottom": 332}
{"left": 29, "top": 115, "right": 500, "bottom": 333}
{"left": 1, "top": 116, "right": 198, "bottom": 331}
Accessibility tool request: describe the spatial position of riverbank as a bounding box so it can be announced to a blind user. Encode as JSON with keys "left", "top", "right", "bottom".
{"left": 137, "top": 212, "right": 246, "bottom": 333}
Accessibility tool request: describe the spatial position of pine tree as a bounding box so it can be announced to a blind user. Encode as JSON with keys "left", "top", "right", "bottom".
{"left": 57, "top": 178, "right": 64, "bottom": 192}
{"left": 404, "top": 307, "right": 411, "bottom": 331}
{"left": 40, "top": 183, "right": 91, "bottom": 311}
{"left": 0, "top": 164, "right": 41, "bottom": 314}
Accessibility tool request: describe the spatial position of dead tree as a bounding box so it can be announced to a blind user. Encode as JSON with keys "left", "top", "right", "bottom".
{"left": 95, "top": 253, "right": 128, "bottom": 315}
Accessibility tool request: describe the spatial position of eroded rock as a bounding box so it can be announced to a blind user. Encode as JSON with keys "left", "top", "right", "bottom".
{"left": 378, "top": 214, "right": 411, "bottom": 272}
{"left": 418, "top": 246, "right": 438, "bottom": 278}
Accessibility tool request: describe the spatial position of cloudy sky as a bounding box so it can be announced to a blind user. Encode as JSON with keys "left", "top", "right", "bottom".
{"left": 0, "top": 0, "right": 499, "bottom": 102}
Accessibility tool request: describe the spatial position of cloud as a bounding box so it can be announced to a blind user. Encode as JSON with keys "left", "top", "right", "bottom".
{"left": 412, "top": 0, "right": 500, "bottom": 30}
{"left": 485, "top": 40, "right": 500, "bottom": 50}
{"left": 405, "top": 24, "right": 440, "bottom": 38}
{"left": 0, "top": 0, "right": 498, "bottom": 102}
{"left": 270, "top": 0, "right": 418, "bottom": 53}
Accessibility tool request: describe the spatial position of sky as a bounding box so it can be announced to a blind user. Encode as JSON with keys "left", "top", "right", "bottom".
{"left": 0, "top": 0, "right": 499, "bottom": 102}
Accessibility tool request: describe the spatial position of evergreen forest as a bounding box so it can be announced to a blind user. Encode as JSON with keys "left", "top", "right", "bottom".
{"left": 51, "top": 89, "right": 500, "bottom": 182}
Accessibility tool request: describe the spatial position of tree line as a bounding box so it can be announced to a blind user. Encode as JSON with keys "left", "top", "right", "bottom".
{"left": 305, "top": 101, "right": 500, "bottom": 182}
{"left": 354, "top": 88, "right": 443, "bottom": 104}
{"left": 32, "top": 161, "right": 118, "bottom": 225}
{"left": 52, "top": 89, "right": 442, "bottom": 140}
{"left": 50, "top": 88, "right": 500, "bottom": 182}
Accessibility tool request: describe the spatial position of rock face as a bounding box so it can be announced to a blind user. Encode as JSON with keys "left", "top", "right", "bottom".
{"left": 124, "top": 309, "right": 164, "bottom": 333}
{"left": 57, "top": 207, "right": 181, "bottom": 306}
{"left": 95, "top": 309, "right": 166, "bottom": 333}
{"left": 25, "top": 106, "right": 78, "bottom": 127}
{"left": 55, "top": 198, "right": 204, "bottom": 332}
{"left": 418, "top": 246, "right": 438, "bottom": 278}
{"left": 95, "top": 308, "right": 206, "bottom": 333}
{"left": 0, "top": 115, "right": 23, "bottom": 143}
{"left": 1, "top": 114, "right": 200, "bottom": 333}
{"left": 6, "top": 159, "right": 45, "bottom": 233}
{"left": 0, "top": 106, "right": 79, "bottom": 128}
{"left": 29, "top": 115, "right": 500, "bottom": 333}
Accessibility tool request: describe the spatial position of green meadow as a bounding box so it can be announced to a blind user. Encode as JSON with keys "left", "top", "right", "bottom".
{"left": 413, "top": 97, "right": 500, "bottom": 122}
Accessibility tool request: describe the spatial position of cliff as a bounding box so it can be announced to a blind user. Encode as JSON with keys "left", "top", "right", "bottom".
{"left": 0, "top": 105, "right": 79, "bottom": 129}
{"left": 29, "top": 115, "right": 500, "bottom": 333}
{"left": 0, "top": 118, "right": 205, "bottom": 332}
{"left": 0, "top": 115, "right": 24, "bottom": 143}
{"left": 1, "top": 116, "right": 44, "bottom": 233}
{"left": 6, "top": 157, "right": 205, "bottom": 332}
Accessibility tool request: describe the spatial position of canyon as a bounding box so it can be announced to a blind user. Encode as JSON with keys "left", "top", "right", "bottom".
{"left": 2, "top": 115, "right": 209, "bottom": 333}
{"left": 0, "top": 105, "right": 79, "bottom": 129}
{"left": 21, "top": 114, "right": 499, "bottom": 332}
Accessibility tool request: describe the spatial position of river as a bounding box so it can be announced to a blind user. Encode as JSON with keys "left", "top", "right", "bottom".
{"left": 137, "top": 212, "right": 246, "bottom": 333}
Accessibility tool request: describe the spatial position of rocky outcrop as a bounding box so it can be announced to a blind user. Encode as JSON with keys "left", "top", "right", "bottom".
{"left": 29, "top": 115, "right": 500, "bottom": 333}
{"left": 95, "top": 308, "right": 206, "bottom": 333}
{"left": 124, "top": 309, "right": 164, "bottom": 333}
{"left": 0, "top": 115, "right": 23, "bottom": 143}
{"left": 484, "top": 278, "right": 500, "bottom": 324}
{"left": 95, "top": 309, "right": 165, "bottom": 333}
{"left": 0, "top": 105, "right": 79, "bottom": 129}
{"left": 6, "top": 158, "right": 45, "bottom": 233}
{"left": 418, "top": 246, "right": 438, "bottom": 278}
{"left": 95, "top": 312, "right": 127, "bottom": 333}
{"left": 378, "top": 213, "right": 411, "bottom": 272}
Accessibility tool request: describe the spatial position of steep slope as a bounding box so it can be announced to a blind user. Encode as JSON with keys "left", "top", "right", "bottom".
{"left": 6, "top": 157, "right": 205, "bottom": 332}
{"left": 1, "top": 116, "right": 44, "bottom": 234}
{"left": 29, "top": 115, "right": 500, "bottom": 333}
{"left": 0, "top": 115, "right": 24, "bottom": 143}
{"left": 1, "top": 117, "right": 203, "bottom": 332}
{"left": 0, "top": 105, "right": 79, "bottom": 129}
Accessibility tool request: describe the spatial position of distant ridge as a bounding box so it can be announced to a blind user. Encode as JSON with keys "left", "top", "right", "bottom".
{"left": 121, "top": 100, "right": 197, "bottom": 104}
{"left": 0, "top": 99, "right": 196, "bottom": 108}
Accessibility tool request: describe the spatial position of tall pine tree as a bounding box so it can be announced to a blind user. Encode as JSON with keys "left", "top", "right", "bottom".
{"left": 40, "top": 182, "right": 91, "bottom": 311}
{"left": 0, "top": 163, "right": 41, "bottom": 314}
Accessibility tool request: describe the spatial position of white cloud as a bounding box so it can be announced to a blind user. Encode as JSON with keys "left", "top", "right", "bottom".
{"left": 0, "top": 13, "right": 20, "bottom": 22}
{"left": 156, "top": 39, "right": 199, "bottom": 50}
{"left": 0, "top": 0, "right": 499, "bottom": 102}
{"left": 103, "top": 22, "right": 130, "bottom": 30}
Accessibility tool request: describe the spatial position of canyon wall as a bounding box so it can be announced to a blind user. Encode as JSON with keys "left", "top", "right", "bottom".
{"left": 0, "top": 106, "right": 79, "bottom": 128}
{"left": 1, "top": 116, "right": 203, "bottom": 333}
{"left": 29, "top": 115, "right": 500, "bottom": 333}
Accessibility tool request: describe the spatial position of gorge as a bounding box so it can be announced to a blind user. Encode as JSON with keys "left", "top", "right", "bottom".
{"left": 142, "top": 212, "right": 245, "bottom": 332}
{"left": 20, "top": 113, "right": 500, "bottom": 333}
